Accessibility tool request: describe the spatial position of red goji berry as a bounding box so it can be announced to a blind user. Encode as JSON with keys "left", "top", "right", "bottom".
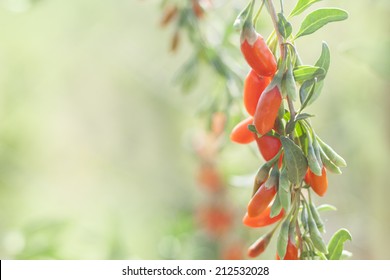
{"left": 243, "top": 70, "right": 271, "bottom": 116}
{"left": 247, "top": 183, "right": 277, "bottom": 217}
{"left": 253, "top": 86, "right": 282, "bottom": 135}
{"left": 254, "top": 135, "right": 282, "bottom": 161}
{"left": 247, "top": 233, "right": 272, "bottom": 258}
{"left": 305, "top": 167, "right": 328, "bottom": 197}
{"left": 243, "top": 206, "right": 284, "bottom": 228}
{"left": 276, "top": 239, "right": 299, "bottom": 260}
{"left": 241, "top": 26, "right": 277, "bottom": 77}
{"left": 230, "top": 117, "right": 255, "bottom": 144}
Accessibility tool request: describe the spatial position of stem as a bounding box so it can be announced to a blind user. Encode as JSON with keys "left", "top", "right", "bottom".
{"left": 253, "top": 0, "right": 265, "bottom": 26}
{"left": 265, "top": 0, "right": 297, "bottom": 120}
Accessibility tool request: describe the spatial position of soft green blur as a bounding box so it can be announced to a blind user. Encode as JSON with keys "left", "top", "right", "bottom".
{"left": 0, "top": 0, "right": 389, "bottom": 259}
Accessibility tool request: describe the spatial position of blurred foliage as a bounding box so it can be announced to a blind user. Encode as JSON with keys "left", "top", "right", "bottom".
{"left": 0, "top": 0, "right": 389, "bottom": 259}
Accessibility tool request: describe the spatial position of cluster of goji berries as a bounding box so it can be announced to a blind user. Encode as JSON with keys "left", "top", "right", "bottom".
{"left": 230, "top": 20, "right": 298, "bottom": 259}
{"left": 228, "top": 0, "right": 348, "bottom": 259}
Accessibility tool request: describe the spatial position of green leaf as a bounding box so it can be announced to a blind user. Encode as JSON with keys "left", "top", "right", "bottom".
{"left": 307, "top": 142, "right": 322, "bottom": 176}
{"left": 304, "top": 125, "right": 322, "bottom": 176}
{"left": 295, "top": 8, "right": 349, "bottom": 38}
{"left": 308, "top": 213, "right": 328, "bottom": 254}
{"left": 248, "top": 124, "right": 258, "bottom": 134}
{"left": 326, "top": 229, "right": 352, "bottom": 260}
{"left": 320, "top": 149, "right": 342, "bottom": 174}
{"left": 312, "top": 136, "right": 323, "bottom": 169}
{"left": 277, "top": 13, "right": 292, "bottom": 39}
{"left": 293, "top": 65, "right": 325, "bottom": 83}
{"left": 277, "top": 219, "right": 290, "bottom": 259}
{"left": 285, "top": 120, "right": 296, "bottom": 135}
{"left": 265, "top": 165, "right": 280, "bottom": 189}
{"left": 317, "top": 137, "right": 347, "bottom": 167}
{"left": 281, "top": 136, "right": 308, "bottom": 185}
{"left": 283, "top": 63, "right": 297, "bottom": 101}
{"left": 295, "top": 113, "right": 314, "bottom": 121}
{"left": 300, "top": 79, "right": 317, "bottom": 111}
{"left": 252, "top": 163, "right": 272, "bottom": 196}
{"left": 233, "top": 1, "right": 252, "bottom": 31}
{"left": 279, "top": 166, "right": 291, "bottom": 211}
{"left": 301, "top": 204, "right": 309, "bottom": 232}
{"left": 310, "top": 202, "right": 324, "bottom": 233}
{"left": 317, "top": 204, "right": 337, "bottom": 212}
{"left": 270, "top": 193, "right": 283, "bottom": 218}
{"left": 315, "top": 42, "right": 331, "bottom": 78}
{"left": 299, "top": 79, "right": 314, "bottom": 105}
{"left": 289, "top": 0, "right": 323, "bottom": 17}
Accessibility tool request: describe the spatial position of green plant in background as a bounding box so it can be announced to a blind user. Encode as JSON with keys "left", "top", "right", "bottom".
{"left": 162, "top": 0, "right": 352, "bottom": 260}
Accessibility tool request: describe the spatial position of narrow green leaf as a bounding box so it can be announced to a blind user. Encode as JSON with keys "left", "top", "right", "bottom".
{"left": 289, "top": 0, "right": 323, "bottom": 17}
{"left": 317, "top": 137, "right": 347, "bottom": 167}
{"left": 265, "top": 165, "right": 280, "bottom": 189}
{"left": 320, "top": 149, "right": 342, "bottom": 174}
{"left": 252, "top": 163, "right": 272, "bottom": 196}
{"left": 315, "top": 42, "right": 331, "bottom": 78}
{"left": 295, "top": 8, "right": 349, "bottom": 38}
{"left": 233, "top": 1, "right": 252, "bottom": 31}
{"left": 281, "top": 136, "right": 308, "bottom": 185}
{"left": 248, "top": 124, "right": 258, "bottom": 134}
{"left": 310, "top": 202, "right": 325, "bottom": 233}
{"left": 270, "top": 193, "right": 283, "bottom": 218}
{"left": 285, "top": 120, "right": 296, "bottom": 135}
{"left": 277, "top": 219, "right": 290, "bottom": 259}
{"left": 277, "top": 13, "right": 292, "bottom": 39}
{"left": 305, "top": 126, "right": 322, "bottom": 176}
{"left": 300, "top": 79, "right": 317, "bottom": 111}
{"left": 299, "top": 80, "right": 314, "bottom": 105}
{"left": 295, "top": 113, "right": 314, "bottom": 121}
{"left": 294, "top": 65, "right": 325, "bottom": 83}
{"left": 307, "top": 143, "right": 322, "bottom": 176}
{"left": 279, "top": 166, "right": 291, "bottom": 211}
{"left": 312, "top": 136, "right": 323, "bottom": 169}
{"left": 326, "top": 229, "right": 352, "bottom": 260}
{"left": 308, "top": 213, "right": 328, "bottom": 254}
{"left": 301, "top": 204, "right": 309, "bottom": 232}
{"left": 284, "top": 63, "right": 297, "bottom": 101}
{"left": 317, "top": 204, "right": 337, "bottom": 212}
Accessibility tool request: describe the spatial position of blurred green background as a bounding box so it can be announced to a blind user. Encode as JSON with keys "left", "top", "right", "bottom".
{"left": 0, "top": 0, "right": 389, "bottom": 259}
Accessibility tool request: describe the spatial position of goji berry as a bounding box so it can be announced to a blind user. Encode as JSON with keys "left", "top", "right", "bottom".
{"left": 243, "top": 206, "right": 284, "bottom": 228}
{"left": 230, "top": 117, "right": 255, "bottom": 144}
{"left": 241, "top": 26, "right": 277, "bottom": 77}
{"left": 276, "top": 239, "right": 299, "bottom": 260}
{"left": 247, "top": 233, "right": 272, "bottom": 258}
{"left": 247, "top": 183, "right": 277, "bottom": 217}
{"left": 243, "top": 70, "right": 271, "bottom": 116}
{"left": 253, "top": 86, "right": 282, "bottom": 135}
{"left": 305, "top": 167, "right": 328, "bottom": 196}
{"left": 254, "top": 135, "right": 282, "bottom": 161}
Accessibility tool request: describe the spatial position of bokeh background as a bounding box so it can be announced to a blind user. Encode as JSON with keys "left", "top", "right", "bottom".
{"left": 0, "top": 0, "right": 389, "bottom": 259}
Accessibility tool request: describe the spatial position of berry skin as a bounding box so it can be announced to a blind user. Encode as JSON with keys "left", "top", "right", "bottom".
{"left": 305, "top": 167, "right": 328, "bottom": 196}
{"left": 241, "top": 26, "right": 277, "bottom": 77}
{"left": 243, "top": 70, "right": 271, "bottom": 116}
{"left": 243, "top": 206, "right": 284, "bottom": 228}
{"left": 247, "top": 183, "right": 277, "bottom": 218}
{"left": 253, "top": 86, "right": 282, "bottom": 135}
{"left": 230, "top": 117, "right": 255, "bottom": 144}
{"left": 255, "top": 135, "right": 282, "bottom": 161}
